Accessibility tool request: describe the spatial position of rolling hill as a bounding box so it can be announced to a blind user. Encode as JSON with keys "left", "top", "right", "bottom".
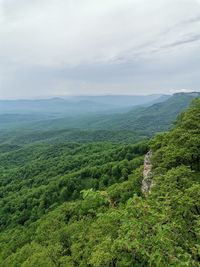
{"left": 0, "top": 98, "right": 199, "bottom": 266}
{"left": 24, "top": 92, "right": 200, "bottom": 134}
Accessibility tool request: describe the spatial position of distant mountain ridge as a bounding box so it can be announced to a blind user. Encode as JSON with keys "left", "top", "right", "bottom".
{"left": 0, "top": 92, "right": 199, "bottom": 136}
{"left": 28, "top": 92, "right": 200, "bottom": 135}
{"left": 0, "top": 94, "right": 169, "bottom": 130}
{"left": 106, "top": 91, "right": 200, "bottom": 133}
{"left": 0, "top": 94, "right": 169, "bottom": 115}
{"left": 65, "top": 94, "right": 170, "bottom": 107}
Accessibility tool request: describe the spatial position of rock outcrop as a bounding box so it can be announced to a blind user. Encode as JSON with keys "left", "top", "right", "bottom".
{"left": 142, "top": 150, "right": 153, "bottom": 196}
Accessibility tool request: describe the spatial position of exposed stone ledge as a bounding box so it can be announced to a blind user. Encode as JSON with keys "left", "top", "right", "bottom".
{"left": 142, "top": 150, "right": 153, "bottom": 196}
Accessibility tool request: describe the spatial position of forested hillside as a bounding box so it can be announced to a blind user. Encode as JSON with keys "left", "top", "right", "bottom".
{"left": 0, "top": 99, "right": 199, "bottom": 266}
{"left": 0, "top": 94, "right": 167, "bottom": 130}
{"left": 0, "top": 129, "right": 146, "bottom": 146}
{"left": 0, "top": 92, "right": 198, "bottom": 148}
{"left": 19, "top": 92, "right": 200, "bottom": 135}
{"left": 0, "top": 93, "right": 198, "bottom": 134}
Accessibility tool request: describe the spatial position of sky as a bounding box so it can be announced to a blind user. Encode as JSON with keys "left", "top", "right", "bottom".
{"left": 0, "top": 0, "right": 200, "bottom": 99}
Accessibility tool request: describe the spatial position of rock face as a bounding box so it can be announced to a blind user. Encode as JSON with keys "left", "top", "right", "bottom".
{"left": 142, "top": 150, "right": 153, "bottom": 196}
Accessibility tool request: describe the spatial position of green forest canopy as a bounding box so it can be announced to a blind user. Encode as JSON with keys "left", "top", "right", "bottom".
{"left": 0, "top": 99, "right": 200, "bottom": 266}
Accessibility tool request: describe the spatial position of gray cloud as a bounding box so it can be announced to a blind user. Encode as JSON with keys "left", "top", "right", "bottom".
{"left": 162, "top": 34, "right": 200, "bottom": 49}
{"left": 0, "top": 0, "right": 200, "bottom": 98}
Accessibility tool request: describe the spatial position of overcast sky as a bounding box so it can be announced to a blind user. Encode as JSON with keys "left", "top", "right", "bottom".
{"left": 0, "top": 0, "right": 200, "bottom": 99}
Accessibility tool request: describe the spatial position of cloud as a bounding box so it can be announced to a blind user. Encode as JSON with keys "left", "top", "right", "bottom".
{"left": 169, "top": 88, "right": 200, "bottom": 93}
{"left": 0, "top": 0, "right": 200, "bottom": 98}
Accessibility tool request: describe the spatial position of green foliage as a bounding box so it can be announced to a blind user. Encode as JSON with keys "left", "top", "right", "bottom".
{"left": 29, "top": 92, "right": 199, "bottom": 135}
{"left": 0, "top": 141, "right": 147, "bottom": 230}
{"left": 0, "top": 99, "right": 200, "bottom": 266}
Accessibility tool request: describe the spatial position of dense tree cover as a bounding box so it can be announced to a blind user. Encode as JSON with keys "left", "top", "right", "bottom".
{"left": 0, "top": 99, "right": 200, "bottom": 266}
{"left": 15, "top": 92, "right": 199, "bottom": 135}
{"left": 69, "top": 92, "right": 200, "bottom": 134}
{"left": 1, "top": 93, "right": 198, "bottom": 137}
{"left": 0, "top": 129, "right": 147, "bottom": 146}
{"left": 0, "top": 95, "right": 168, "bottom": 131}
{"left": 0, "top": 141, "right": 147, "bottom": 230}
